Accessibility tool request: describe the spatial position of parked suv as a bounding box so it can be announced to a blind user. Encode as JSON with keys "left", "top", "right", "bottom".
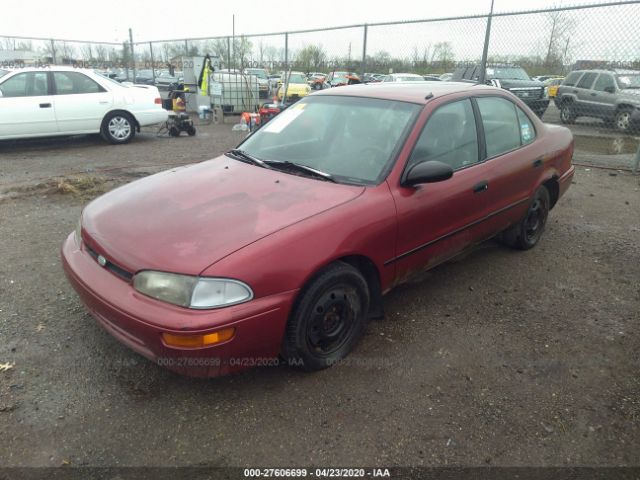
{"left": 452, "top": 64, "right": 549, "bottom": 117}
{"left": 555, "top": 69, "right": 640, "bottom": 133}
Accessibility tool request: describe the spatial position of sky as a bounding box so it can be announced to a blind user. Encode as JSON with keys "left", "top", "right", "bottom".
{"left": 3, "top": 0, "right": 593, "bottom": 43}
{"left": 2, "top": 0, "right": 638, "bottom": 64}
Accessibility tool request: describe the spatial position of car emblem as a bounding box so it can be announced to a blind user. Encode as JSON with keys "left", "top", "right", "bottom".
{"left": 97, "top": 255, "right": 107, "bottom": 267}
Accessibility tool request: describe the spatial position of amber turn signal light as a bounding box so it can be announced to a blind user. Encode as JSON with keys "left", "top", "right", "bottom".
{"left": 162, "top": 327, "right": 235, "bottom": 348}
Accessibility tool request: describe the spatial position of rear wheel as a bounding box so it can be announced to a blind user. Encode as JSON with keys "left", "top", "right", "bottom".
{"left": 499, "top": 186, "right": 550, "bottom": 250}
{"left": 560, "top": 102, "right": 576, "bottom": 124}
{"left": 186, "top": 126, "right": 196, "bottom": 136}
{"left": 282, "top": 262, "right": 369, "bottom": 371}
{"left": 615, "top": 108, "right": 633, "bottom": 133}
{"left": 101, "top": 112, "right": 135, "bottom": 144}
{"left": 168, "top": 126, "right": 180, "bottom": 137}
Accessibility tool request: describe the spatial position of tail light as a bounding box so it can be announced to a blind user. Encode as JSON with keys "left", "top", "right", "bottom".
{"left": 154, "top": 97, "right": 162, "bottom": 105}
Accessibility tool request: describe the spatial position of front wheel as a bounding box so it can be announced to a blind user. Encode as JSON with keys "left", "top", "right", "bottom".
{"left": 101, "top": 112, "right": 135, "bottom": 144}
{"left": 560, "top": 102, "right": 576, "bottom": 124}
{"left": 282, "top": 262, "right": 370, "bottom": 371}
{"left": 499, "top": 186, "right": 550, "bottom": 250}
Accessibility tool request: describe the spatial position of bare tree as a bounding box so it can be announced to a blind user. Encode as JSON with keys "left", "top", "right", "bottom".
{"left": 95, "top": 45, "right": 107, "bottom": 62}
{"left": 544, "top": 10, "right": 575, "bottom": 68}
{"left": 233, "top": 36, "right": 253, "bottom": 70}
{"left": 80, "top": 44, "right": 93, "bottom": 61}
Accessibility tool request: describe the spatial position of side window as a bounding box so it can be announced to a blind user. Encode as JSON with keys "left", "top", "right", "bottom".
{"left": 576, "top": 72, "right": 597, "bottom": 89}
{"left": 477, "top": 97, "right": 521, "bottom": 158}
{"left": 516, "top": 106, "right": 536, "bottom": 145}
{"left": 593, "top": 74, "right": 615, "bottom": 92}
{"left": 53, "top": 72, "right": 105, "bottom": 95}
{"left": 563, "top": 71, "right": 582, "bottom": 87}
{"left": 408, "top": 99, "right": 479, "bottom": 171}
{"left": 0, "top": 72, "right": 49, "bottom": 98}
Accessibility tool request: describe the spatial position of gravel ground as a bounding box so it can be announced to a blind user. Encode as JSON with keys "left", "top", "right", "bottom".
{"left": 0, "top": 120, "right": 639, "bottom": 468}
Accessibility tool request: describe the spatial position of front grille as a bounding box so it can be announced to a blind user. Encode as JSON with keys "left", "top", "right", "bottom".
{"left": 87, "top": 246, "right": 133, "bottom": 282}
{"left": 509, "top": 87, "right": 543, "bottom": 100}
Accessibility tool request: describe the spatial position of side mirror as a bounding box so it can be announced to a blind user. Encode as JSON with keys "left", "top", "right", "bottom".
{"left": 404, "top": 160, "right": 454, "bottom": 187}
{"left": 604, "top": 86, "right": 615, "bottom": 94}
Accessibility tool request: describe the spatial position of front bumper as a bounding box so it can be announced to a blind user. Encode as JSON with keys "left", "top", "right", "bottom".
{"left": 523, "top": 98, "right": 550, "bottom": 113}
{"left": 61, "top": 234, "right": 296, "bottom": 377}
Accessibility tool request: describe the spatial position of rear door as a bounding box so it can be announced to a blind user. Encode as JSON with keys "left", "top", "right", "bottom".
{"left": 574, "top": 71, "right": 598, "bottom": 115}
{"left": 473, "top": 95, "right": 544, "bottom": 231}
{"left": 0, "top": 71, "right": 57, "bottom": 138}
{"left": 52, "top": 71, "right": 113, "bottom": 133}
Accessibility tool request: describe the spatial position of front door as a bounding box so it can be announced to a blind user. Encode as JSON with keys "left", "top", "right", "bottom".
{"left": 389, "top": 98, "right": 493, "bottom": 280}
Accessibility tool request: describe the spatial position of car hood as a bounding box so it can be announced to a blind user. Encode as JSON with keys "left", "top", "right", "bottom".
{"left": 82, "top": 157, "right": 364, "bottom": 275}
{"left": 493, "top": 78, "right": 544, "bottom": 89}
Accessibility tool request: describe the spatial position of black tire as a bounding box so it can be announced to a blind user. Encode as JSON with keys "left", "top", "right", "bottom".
{"left": 615, "top": 108, "right": 634, "bottom": 133}
{"left": 168, "top": 126, "right": 180, "bottom": 137}
{"left": 282, "top": 262, "right": 370, "bottom": 371}
{"left": 560, "top": 102, "right": 576, "bottom": 124}
{"left": 101, "top": 111, "right": 135, "bottom": 144}
{"left": 186, "top": 126, "right": 196, "bottom": 136}
{"left": 499, "top": 186, "right": 550, "bottom": 250}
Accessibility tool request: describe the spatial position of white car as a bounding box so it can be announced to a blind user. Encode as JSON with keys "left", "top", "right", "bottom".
{"left": 381, "top": 73, "right": 426, "bottom": 82}
{"left": 0, "top": 67, "right": 168, "bottom": 144}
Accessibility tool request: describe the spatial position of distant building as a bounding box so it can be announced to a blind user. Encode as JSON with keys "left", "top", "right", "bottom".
{"left": 0, "top": 50, "right": 39, "bottom": 65}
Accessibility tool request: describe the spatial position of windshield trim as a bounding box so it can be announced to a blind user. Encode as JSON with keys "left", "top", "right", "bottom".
{"left": 237, "top": 95, "right": 423, "bottom": 186}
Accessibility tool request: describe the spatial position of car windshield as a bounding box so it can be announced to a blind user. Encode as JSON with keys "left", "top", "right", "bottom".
{"left": 396, "top": 76, "right": 423, "bottom": 81}
{"left": 616, "top": 74, "right": 640, "bottom": 89}
{"left": 247, "top": 69, "right": 268, "bottom": 79}
{"left": 238, "top": 96, "right": 420, "bottom": 185}
{"left": 486, "top": 67, "right": 531, "bottom": 80}
{"left": 283, "top": 74, "right": 307, "bottom": 83}
{"left": 0, "top": 69, "right": 8, "bottom": 79}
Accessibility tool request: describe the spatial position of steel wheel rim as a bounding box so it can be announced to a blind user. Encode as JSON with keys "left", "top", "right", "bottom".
{"left": 561, "top": 106, "right": 571, "bottom": 121}
{"left": 617, "top": 112, "right": 630, "bottom": 130}
{"left": 306, "top": 286, "right": 358, "bottom": 357}
{"left": 108, "top": 116, "right": 131, "bottom": 140}
{"left": 524, "top": 198, "right": 546, "bottom": 243}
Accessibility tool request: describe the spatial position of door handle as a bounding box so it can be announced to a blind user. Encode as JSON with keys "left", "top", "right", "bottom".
{"left": 572, "top": 90, "right": 578, "bottom": 94}
{"left": 532, "top": 158, "right": 543, "bottom": 168}
{"left": 39, "top": 103, "right": 52, "bottom": 108}
{"left": 473, "top": 180, "right": 489, "bottom": 193}
{"left": 590, "top": 92, "right": 597, "bottom": 96}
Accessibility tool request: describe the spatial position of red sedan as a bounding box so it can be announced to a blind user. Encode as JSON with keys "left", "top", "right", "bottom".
{"left": 62, "top": 83, "right": 574, "bottom": 377}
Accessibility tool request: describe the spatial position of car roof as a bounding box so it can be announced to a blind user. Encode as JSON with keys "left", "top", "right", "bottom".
{"left": 312, "top": 82, "right": 495, "bottom": 104}
{"left": 3, "top": 66, "right": 94, "bottom": 73}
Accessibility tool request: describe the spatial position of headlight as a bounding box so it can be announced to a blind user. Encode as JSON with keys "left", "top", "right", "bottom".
{"left": 74, "top": 215, "right": 82, "bottom": 246}
{"left": 133, "top": 271, "right": 253, "bottom": 309}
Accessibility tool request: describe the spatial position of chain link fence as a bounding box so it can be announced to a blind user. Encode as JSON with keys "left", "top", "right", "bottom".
{"left": 2, "top": 1, "right": 640, "bottom": 168}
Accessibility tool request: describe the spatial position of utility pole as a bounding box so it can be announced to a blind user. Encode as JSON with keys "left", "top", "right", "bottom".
{"left": 479, "top": 0, "right": 495, "bottom": 84}
{"left": 232, "top": 14, "right": 235, "bottom": 71}
{"left": 361, "top": 24, "right": 368, "bottom": 79}
{"left": 129, "top": 28, "right": 136, "bottom": 82}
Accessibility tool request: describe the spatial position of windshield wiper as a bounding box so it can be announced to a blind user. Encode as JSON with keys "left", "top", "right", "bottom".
{"left": 265, "top": 160, "right": 336, "bottom": 182}
{"left": 226, "top": 149, "right": 272, "bottom": 169}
